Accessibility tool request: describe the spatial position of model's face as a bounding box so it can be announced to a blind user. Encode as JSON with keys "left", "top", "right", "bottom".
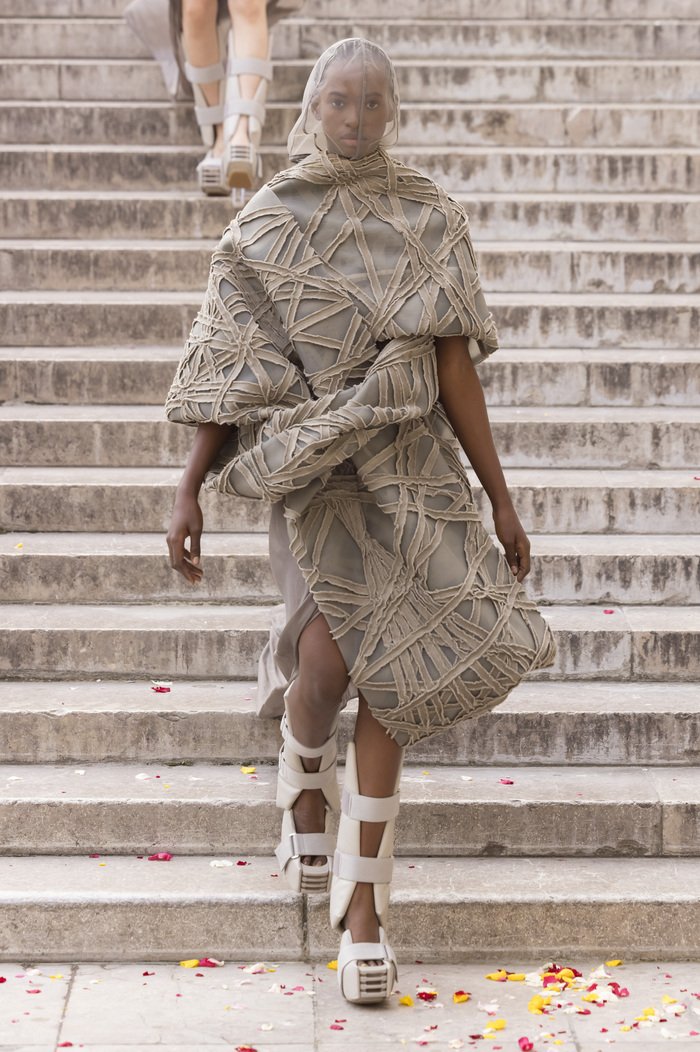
{"left": 312, "top": 60, "right": 392, "bottom": 159}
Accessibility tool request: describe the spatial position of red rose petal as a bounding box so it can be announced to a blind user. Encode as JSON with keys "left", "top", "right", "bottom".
{"left": 499, "top": 778, "right": 514, "bottom": 784}
{"left": 142, "top": 971, "right": 155, "bottom": 976}
{"left": 151, "top": 686, "right": 171, "bottom": 693}
{"left": 330, "top": 1024, "right": 344, "bottom": 1030}
{"left": 518, "top": 1040, "right": 534, "bottom": 1052}
{"left": 603, "top": 609, "right": 615, "bottom": 614}
{"left": 147, "top": 852, "right": 172, "bottom": 861}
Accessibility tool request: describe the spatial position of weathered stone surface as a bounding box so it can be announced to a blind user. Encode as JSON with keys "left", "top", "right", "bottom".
{"left": 3, "top": 466, "right": 697, "bottom": 534}
{"left": 2, "top": 191, "right": 695, "bottom": 242}
{"left": 0, "top": 680, "right": 698, "bottom": 767}
{"left": 5, "top": 238, "right": 698, "bottom": 294}
{"left": 0, "top": 762, "right": 676, "bottom": 857}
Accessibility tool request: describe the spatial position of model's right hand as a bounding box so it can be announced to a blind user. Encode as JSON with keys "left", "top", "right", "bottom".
{"left": 166, "top": 489, "right": 204, "bottom": 585}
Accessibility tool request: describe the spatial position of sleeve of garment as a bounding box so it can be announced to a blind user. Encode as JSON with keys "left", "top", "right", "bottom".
{"left": 164, "top": 223, "right": 312, "bottom": 429}
{"left": 441, "top": 193, "right": 499, "bottom": 365}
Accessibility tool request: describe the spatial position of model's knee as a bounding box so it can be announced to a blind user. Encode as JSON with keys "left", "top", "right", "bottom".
{"left": 228, "top": 0, "right": 266, "bottom": 22}
{"left": 295, "top": 668, "right": 348, "bottom": 713}
{"left": 182, "top": 0, "right": 218, "bottom": 31}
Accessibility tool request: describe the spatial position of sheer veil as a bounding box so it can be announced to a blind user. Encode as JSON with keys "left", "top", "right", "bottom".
{"left": 286, "top": 38, "right": 400, "bottom": 162}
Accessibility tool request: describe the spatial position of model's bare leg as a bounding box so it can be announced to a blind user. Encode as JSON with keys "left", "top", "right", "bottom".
{"left": 181, "top": 0, "right": 225, "bottom": 156}
{"left": 226, "top": 0, "right": 268, "bottom": 147}
{"left": 285, "top": 614, "right": 348, "bottom": 867}
{"left": 341, "top": 694, "right": 404, "bottom": 965}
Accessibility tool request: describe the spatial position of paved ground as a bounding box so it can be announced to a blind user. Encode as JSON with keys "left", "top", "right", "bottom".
{"left": 1, "top": 958, "right": 698, "bottom": 1050}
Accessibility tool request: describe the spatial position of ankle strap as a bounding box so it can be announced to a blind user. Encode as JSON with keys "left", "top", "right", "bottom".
{"left": 341, "top": 788, "right": 400, "bottom": 823}
{"left": 227, "top": 55, "right": 273, "bottom": 80}
{"left": 185, "top": 60, "right": 225, "bottom": 84}
{"left": 333, "top": 850, "right": 393, "bottom": 885}
{"left": 275, "top": 831, "right": 334, "bottom": 870}
{"left": 280, "top": 713, "right": 337, "bottom": 759}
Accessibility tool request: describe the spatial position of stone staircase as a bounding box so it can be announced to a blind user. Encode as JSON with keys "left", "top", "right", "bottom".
{"left": 0, "top": 0, "right": 699, "bottom": 962}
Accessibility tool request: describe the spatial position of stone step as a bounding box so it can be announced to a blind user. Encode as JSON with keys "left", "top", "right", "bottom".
{"left": 2, "top": 346, "right": 698, "bottom": 408}
{"left": 3, "top": 532, "right": 698, "bottom": 607}
{"left": 1, "top": 760, "right": 697, "bottom": 857}
{"left": 3, "top": 144, "right": 698, "bottom": 194}
{"left": 1, "top": 602, "right": 698, "bottom": 682}
{"left": 1, "top": 853, "right": 699, "bottom": 961}
{"left": 4, "top": 238, "right": 699, "bottom": 295}
{"left": 2, "top": 466, "right": 696, "bottom": 534}
{"left": 3, "top": 403, "right": 699, "bottom": 470}
{"left": 5, "top": 17, "right": 700, "bottom": 61}
{"left": 4, "top": 99, "right": 700, "bottom": 149}
{"left": 3, "top": 58, "right": 699, "bottom": 104}
{"left": 0, "top": 290, "right": 696, "bottom": 349}
{"left": 1, "top": 679, "right": 697, "bottom": 766}
{"left": 2, "top": 191, "right": 696, "bottom": 243}
{"left": 8, "top": 0, "right": 700, "bottom": 18}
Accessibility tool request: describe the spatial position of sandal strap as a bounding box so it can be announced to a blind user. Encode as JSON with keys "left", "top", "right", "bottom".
{"left": 278, "top": 756, "right": 337, "bottom": 795}
{"left": 185, "top": 60, "right": 225, "bottom": 84}
{"left": 275, "top": 831, "right": 335, "bottom": 870}
{"left": 227, "top": 55, "right": 273, "bottom": 80}
{"left": 341, "top": 788, "right": 400, "bottom": 823}
{"left": 338, "top": 941, "right": 391, "bottom": 966}
{"left": 224, "top": 98, "right": 266, "bottom": 124}
{"left": 194, "top": 102, "right": 224, "bottom": 127}
{"left": 280, "top": 713, "right": 337, "bottom": 760}
{"left": 333, "top": 850, "right": 393, "bottom": 885}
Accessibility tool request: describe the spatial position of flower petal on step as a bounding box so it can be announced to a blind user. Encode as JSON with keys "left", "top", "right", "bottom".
{"left": 499, "top": 778, "right": 514, "bottom": 785}
{"left": 240, "top": 765, "right": 257, "bottom": 774}
{"left": 417, "top": 989, "right": 437, "bottom": 1002}
{"left": 518, "top": 1039, "right": 534, "bottom": 1051}
{"left": 605, "top": 959, "right": 623, "bottom": 966}
{"left": 327, "top": 960, "right": 338, "bottom": 971}
{"left": 148, "top": 852, "right": 172, "bottom": 861}
{"left": 486, "top": 970, "right": 508, "bottom": 981}
{"left": 453, "top": 990, "right": 470, "bottom": 1003}
{"left": 399, "top": 995, "right": 414, "bottom": 1006}
{"left": 210, "top": 859, "right": 234, "bottom": 868}
{"left": 179, "top": 959, "right": 199, "bottom": 968}
{"left": 198, "top": 958, "right": 224, "bottom": 967}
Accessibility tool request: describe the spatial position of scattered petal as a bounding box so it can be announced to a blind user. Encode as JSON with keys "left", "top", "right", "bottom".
{"left": 142, "top": 970, "right": 155, "bottom": 976}
{"left": 603, "top": 609, "right": 615, "bottom": 615}
{"left": 499, "top": 778, "right": 514, "bottom": 785}
{"left": 210, "top": 859, "right": 234, "bottom": 868}
{"left": 240, "top": 766, "right": 257, "bottom": 775}
{"left": 330, "top": 1024, "right": 344, "bottom": 1030}
{"left": 399, "top": 995, "right": 414, "bottom": 1006}
{"left": 148, "top": 852, "right": 172, "bottom": 861}
{"left": 327, "top": 960, "right": 338, "bottom": 971}
{"left": 486, "top": 970, "right": 509, "bottom": 982}
{"left": 528, "top": 993, "right": 552, "bottom": 1014}
{"left": 605, "top": 959, "right": 623, "bottom": 966}
{"left": 236, "top": 860, "right": 250, "bottom": 866}
{"left": 198, "top": 958, "right": 224, "bottom": 968}
{"left": 453, "top": 990, "right": 470, "bottom": 1003}
{"left": 179, "top": 959, "right": 200, "bottom": 968}
{"left": 518, "top": 1040, "right": 534, "bottom": 1051}
{"left": 417, "top": 989, "right": 437, "bottom": 1002}
{"left": 484, "top": 1018, "right": 506, "bottom": 1031}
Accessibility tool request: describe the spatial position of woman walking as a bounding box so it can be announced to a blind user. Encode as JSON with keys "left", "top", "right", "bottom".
{"left": 166, "top": 38, "right": 556, "bottom": 1006}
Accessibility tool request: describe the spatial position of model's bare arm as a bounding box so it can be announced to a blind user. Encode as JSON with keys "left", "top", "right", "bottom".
{"left": 435, "top": 334, "right": 530, "bottom": 581}
{"left": 166, "top": 421, "right": 232, "bottom": 584}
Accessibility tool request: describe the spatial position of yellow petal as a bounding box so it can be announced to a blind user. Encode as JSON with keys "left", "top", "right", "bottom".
{"left": 488, "top": 1019, "right": 506, "bottom": 1030}
{"left": 486, "top": 969, "right": 508, "bottom": 981}
{"left": 399, "top": 995, "right": 414, "bottom": 1006}
{"left": 662, "top": 995, "right": 678, "bottom": 1005}
{"left": 453, "top": 991, "right": 470, "bottom": 1003}
{"left": 179, "top": 959, "right": 199, "bottom": 968}
{"left": 528, "top": 994, "right": 551, "bottom": 1014}
{"left": 620, "top": 1025, "right": 632, "bottom": 1032}
{"left": 605, "top": 959, "right": 623, "bottom": 967}
{"left": 582, "top": 992, "right": 601, "bottom": 1002}
{"left": 326, "top": 959, "right": 338, "bottom": 971}
{"left": 240, "top": 765, "right": 256, "bottom": 774}
{"left": 507, "top": 973, "right": 526, "bottom": 981}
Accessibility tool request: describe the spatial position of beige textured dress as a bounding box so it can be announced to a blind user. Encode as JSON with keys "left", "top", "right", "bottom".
{"left": 166, "top": 146, "right": 556, "bottom": 747}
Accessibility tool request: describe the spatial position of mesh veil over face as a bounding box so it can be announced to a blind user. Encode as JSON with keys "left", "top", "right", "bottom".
{"left": 287, "top": 38, "right": 400, "bottom": 162}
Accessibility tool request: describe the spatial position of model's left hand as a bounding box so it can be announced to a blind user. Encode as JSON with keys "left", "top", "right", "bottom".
{"left": 493, "top": 503, "right": 531, "bottom": 582}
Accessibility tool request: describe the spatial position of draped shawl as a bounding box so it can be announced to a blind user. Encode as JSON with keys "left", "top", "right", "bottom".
{"left": 166, "top": 147, "right": 556, "bottom": 747}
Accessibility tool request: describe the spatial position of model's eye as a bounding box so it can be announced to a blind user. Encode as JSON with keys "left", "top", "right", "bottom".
{"left": 367, "top": 100, "right": 380, "bottom": 110}
{"left": 331, "top": 99, "right": 344, "bottom": 109}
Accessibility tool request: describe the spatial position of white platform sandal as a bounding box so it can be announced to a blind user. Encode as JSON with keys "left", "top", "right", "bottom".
{"left": 330, "top": 740, "right": 402, "bottom": 1004}
{"left": 183, "top": 33, "right": 228, "bottom": 196}
{"left": 223, "top": 30, "right": 272, "bottom": 190}
{"left": 274, "top": 688, "right": 340, "bottom": 894}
